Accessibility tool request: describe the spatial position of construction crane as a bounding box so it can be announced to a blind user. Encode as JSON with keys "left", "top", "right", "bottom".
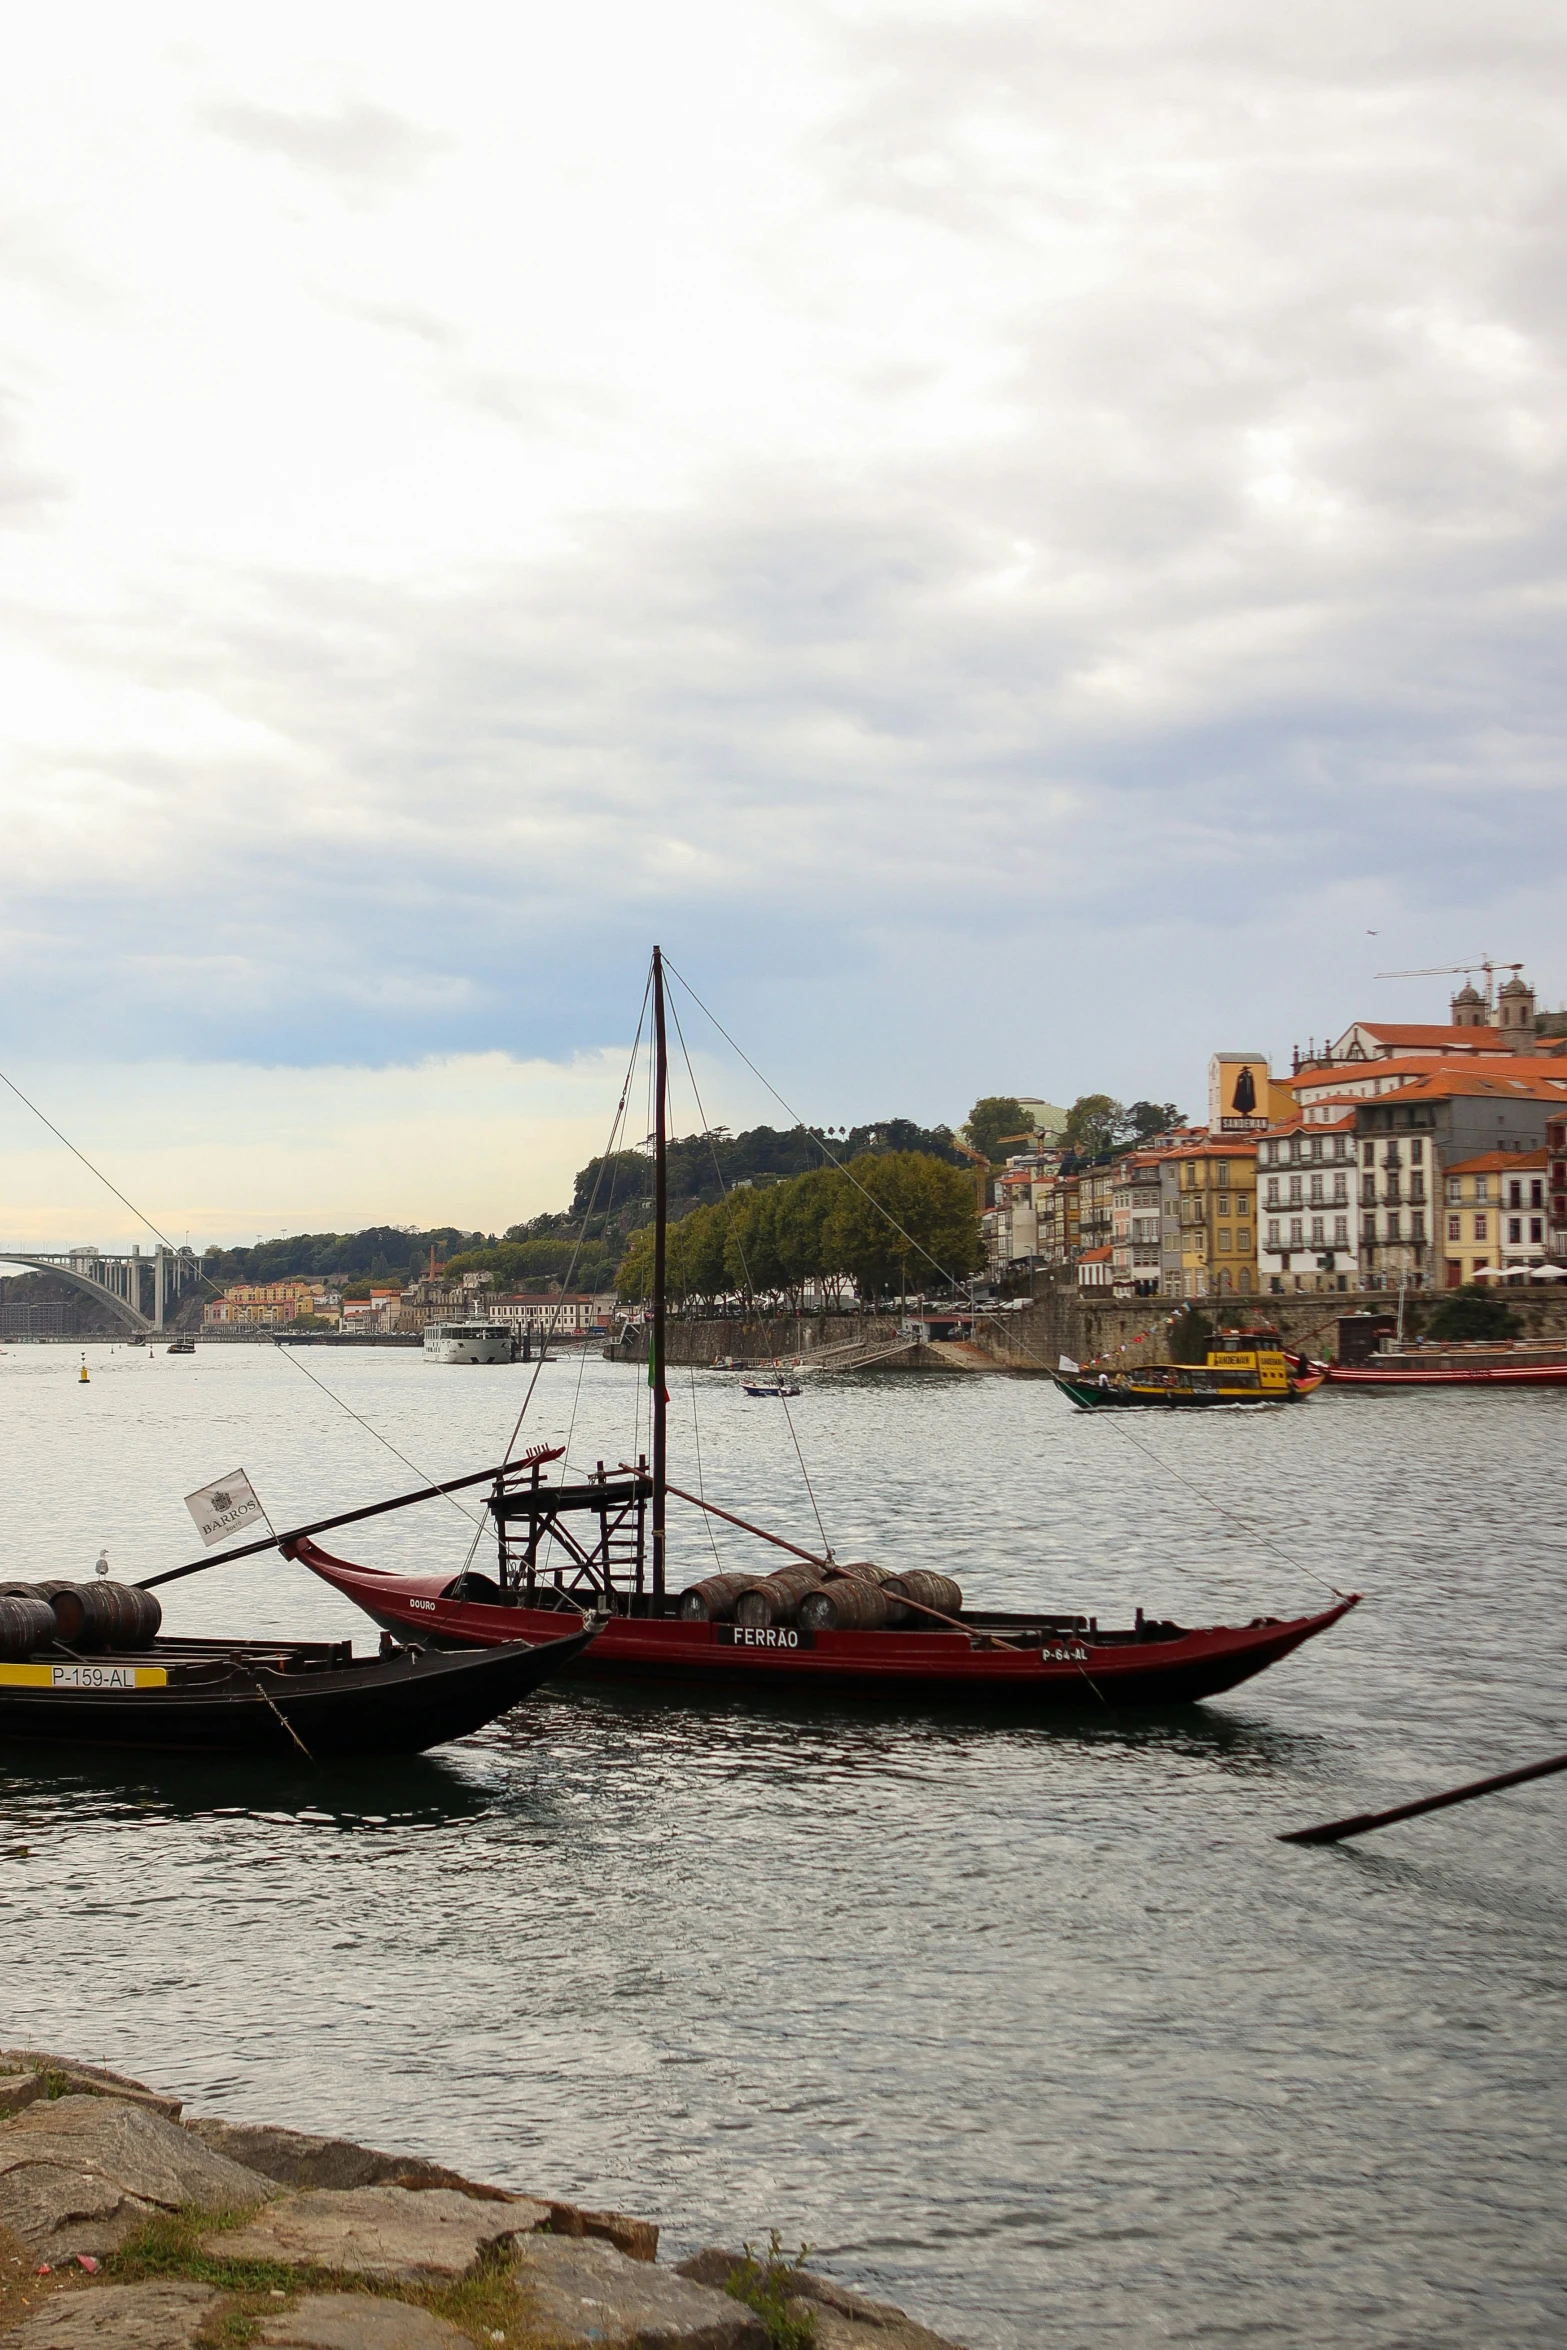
{"left": 1374, "top": 958, "right": 1521, "bottom": 1021}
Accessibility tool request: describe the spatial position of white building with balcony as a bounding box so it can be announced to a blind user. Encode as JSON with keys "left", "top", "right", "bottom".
{"left": 1257, "top": 1114, "right": 1361, "bottom": 1293}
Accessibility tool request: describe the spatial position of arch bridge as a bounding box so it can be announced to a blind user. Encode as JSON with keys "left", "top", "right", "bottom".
{"left": 0, "top": 1244, "right": 203, "bottom": 1334}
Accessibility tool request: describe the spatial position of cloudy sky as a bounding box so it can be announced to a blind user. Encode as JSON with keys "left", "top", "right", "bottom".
{"left": 3, "top": 1, "right": 1564, "bottom": 1245}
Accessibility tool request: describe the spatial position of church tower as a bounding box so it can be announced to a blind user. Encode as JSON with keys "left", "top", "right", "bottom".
{"left": 1450, "top": 980, "right": 1486, "bottom": 1028}
{"left": 1496, "top": 973, "right": 1536, "bottom": 1043}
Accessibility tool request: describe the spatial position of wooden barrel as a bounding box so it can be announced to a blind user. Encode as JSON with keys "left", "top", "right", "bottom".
{"left": 733, "top": 1561, "right": 825, "bottom": 1629}
{"left": 825, "top": 1560, "right": 895, "bottom": 1586}
{"left": 0, "top": 1594, "right": 57, "bottom": 1661}
{"left": 882, "top": 1570, "right": 964, "bottom": 1627}
{"left": 798, "top": 1578, "right": 891, "bottom": 1632}
{"left": 34, "top": 1581, "right": 91, "bottom": 1643}
{"left": 677, "top": 1574, "right": 752, "bottom": 1623}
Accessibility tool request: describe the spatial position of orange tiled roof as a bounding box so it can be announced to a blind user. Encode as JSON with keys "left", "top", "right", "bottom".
{"left": 1372, "top": 1066, "right": 1567, "bottom": 1104}
{"left": 1443, "top": 1148, "right": 1549, "bottom": 1175}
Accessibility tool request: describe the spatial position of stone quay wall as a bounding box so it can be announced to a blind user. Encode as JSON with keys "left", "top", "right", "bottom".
{"left": 606, "top": 1288, "right": 1567, "bottom": 1375}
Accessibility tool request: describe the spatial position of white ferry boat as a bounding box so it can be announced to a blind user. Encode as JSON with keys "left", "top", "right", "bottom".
{"left": 423, "top": 1321, "right": 515, "bottom": 1365}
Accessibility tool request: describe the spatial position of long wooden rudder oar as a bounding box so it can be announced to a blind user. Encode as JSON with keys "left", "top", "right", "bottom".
{"left": 1280, "top": 1749, "right": 1567, "bottom": 1845}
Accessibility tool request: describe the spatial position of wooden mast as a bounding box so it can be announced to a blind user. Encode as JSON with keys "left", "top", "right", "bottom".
{"left": 651, "top": 944, "right": 668, "bottom": 1600}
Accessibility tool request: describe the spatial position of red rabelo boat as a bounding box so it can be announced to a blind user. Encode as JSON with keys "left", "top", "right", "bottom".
{"left": 294, "top": 949, "right": 1359, "bottom": 1710}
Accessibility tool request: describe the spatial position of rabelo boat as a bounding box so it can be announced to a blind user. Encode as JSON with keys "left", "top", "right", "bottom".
{"left": 294, "top": 950, "right": 1358, "bottom": 1711}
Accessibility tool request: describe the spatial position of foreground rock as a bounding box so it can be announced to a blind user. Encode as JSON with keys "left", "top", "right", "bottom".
{"left": 0, "top": 2097, "right": 275, "bottom": 2260}
{"left": 0, "top": 2057, "right": 181, "bottom": 2126}
{"left": 206, "top": 2182, "right": 542, "bottom": 2281}
{"left": 258, "top": 2296, "right": 470, "bottom": 2349}
{"left": 678, "top": 2249, "right": 970, "bottom": 2350}
{"left": 0, "top": 2280, "right": 217, "bottom": 2348}
{"left": 188, "top": 2118, "right": 658, "bottom": 2259}
{"left": 515, "top": 2232, "right": 768, "bottom": 2348}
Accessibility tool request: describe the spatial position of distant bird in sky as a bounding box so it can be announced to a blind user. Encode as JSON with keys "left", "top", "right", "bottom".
{"left": 1366, "top": 929, "right": 1379, "bottom": 935}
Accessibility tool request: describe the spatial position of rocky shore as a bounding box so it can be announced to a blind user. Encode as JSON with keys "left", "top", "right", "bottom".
{"left": 0, "top": 2051, "right": 969, "bottom": 2350}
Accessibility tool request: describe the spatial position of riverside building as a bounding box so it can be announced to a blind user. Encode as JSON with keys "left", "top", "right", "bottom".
{"left": 1160, "top": 1137, "right": 1257, "bottom": 1299}
{"left": 1353, "top": 1066, "right": 1567, "bottom": 1289}
{"left": 1441, "top": 1150, "right": 1550, "bottom": 1285}
{"left": 1257, "top": 1113, "right": 1359, "bottom": 1293}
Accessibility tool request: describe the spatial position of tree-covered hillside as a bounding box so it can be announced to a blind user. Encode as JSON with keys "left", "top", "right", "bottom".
{"left": 195, "top": 1119, "right": 964, "bottom": 1295}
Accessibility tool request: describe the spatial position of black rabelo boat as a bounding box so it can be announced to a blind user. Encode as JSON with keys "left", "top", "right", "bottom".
{"left": 0, "top": 1578, "right": 593, "bottom": 1759}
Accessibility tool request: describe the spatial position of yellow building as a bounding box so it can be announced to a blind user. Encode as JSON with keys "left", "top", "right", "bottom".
{"left": 1167, "top": 1140, "right": 1259, "bottom": 1299}
{"left": 205, "top": 1279, "right": 340, "bottom": 1327}
{"left": 1442, "top": 1149, "right": 1549, "bottom": 1286}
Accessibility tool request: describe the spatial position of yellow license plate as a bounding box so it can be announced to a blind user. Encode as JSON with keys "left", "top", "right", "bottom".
{"left": 0, "top": 1663, "right": 168, "bottom": 1691}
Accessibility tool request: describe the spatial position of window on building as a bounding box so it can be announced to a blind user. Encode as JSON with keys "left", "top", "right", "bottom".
{"left": 1387, "top": 1212, "right": 1401, "bottom": 1241}
{"left": 1334, "top": 1216, "right": 1349, "bottom": 1245}
{"left": 1509, "top": 1181, "right": 1522, "bottom": 1209}
{"left": 1289, "top": 1175, "right": 1303, "bottom": 1206}
{"left": 1267, "top": 1219, "right": 1280, "bottom": 1247}
{"left": 1412, "top": 1213, "right": 1426, "bottom": 1243}
{"left": 1290, "top": 1218, "right": 1303, "bottom": 1245}
{"left": 1332, "top": 1174, "right": 1347, "bottom": 1204}
{"left": 1474, "top": 1214, "right": 1487, "bottom": 1241}
{"left": 1446, "top": 1175, "right": 1461, "bottom": 1203}
{"left": 1266, "top": 1177, "right": 1280, "bottom": 1207}
{"left": 1411, "top": 1138, "right": 1423, "bottom": 1163}
{"left": 1448, "top": 1215, "right": 1461, "bottom": 1240}
{"left": 1530, "top": 1180, "right": 1543, "bottom": 1209}
{"left": 1475, "top": 1175, "right": 1489, "bottom": 1202}
{"left": 1310, "top": 1217, "right": 1324, "bottom": 1244}
{"left": 1362, "top": 1140, "right": 1375, "bottom": 1166}
{"left": 1530, "top": 1218, "right": 1543, "bottom": 1244}
{"left": 1508, "top": 1218, "right": 1522, "bottom": 1244}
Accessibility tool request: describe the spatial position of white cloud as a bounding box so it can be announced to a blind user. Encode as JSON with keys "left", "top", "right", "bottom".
{"left": 1, "top": 0, "right": 1565, "bottom": 1219}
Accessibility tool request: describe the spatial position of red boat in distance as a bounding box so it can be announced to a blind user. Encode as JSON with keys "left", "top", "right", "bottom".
{"left": 289, "top": 946, "right": 1360, "bottom": 1713}
{"left": 1314, "top": 1342, "right": 1567, "bottom": 1389}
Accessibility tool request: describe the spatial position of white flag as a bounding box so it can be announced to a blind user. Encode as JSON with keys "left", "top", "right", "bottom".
{"left": 1058, "top": 1354, "right": 1080, "bottom": 1374}
{"left": 185, "top": 1469, "right": 268, "bottom": 1548}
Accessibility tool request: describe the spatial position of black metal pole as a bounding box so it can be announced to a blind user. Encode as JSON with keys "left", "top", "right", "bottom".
{"left": 651, "top": 944, "right": 668, "bottom": 1599}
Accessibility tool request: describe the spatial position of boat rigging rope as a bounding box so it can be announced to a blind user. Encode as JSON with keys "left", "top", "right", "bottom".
{"left": 666, "top": 985, "right": 835, "bottom": 1564}
{"left": 276, "top": 1347, "right": 487, "bottom": 1533}
{"left": 0, "top": 1066, "right": 189, "bottom": 1261}
{"left": 0, "top": 1060, "right": 495, "bottom": 1548}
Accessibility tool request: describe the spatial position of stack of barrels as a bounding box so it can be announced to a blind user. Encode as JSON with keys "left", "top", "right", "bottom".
{"left": 677, "top": 1557, "right": 963, "bottom": 1633}
{"left": 0, "top": 1581, "right": 163, "bottom": 1662}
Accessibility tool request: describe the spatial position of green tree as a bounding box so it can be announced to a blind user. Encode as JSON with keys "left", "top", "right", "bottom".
{"left": 616, "top": 1225, "right": 655, "bottom": 1303}
{"left": 1127, "top": 1100, "right": 1182, "bottom": 1142}
{"left": 1426, "top": 1285, "right": 1520, "bottom": 1344}
{"left": 773, "top": 1166, "right": 847, "bottom": 1305}
{"left": 1063, "top": 1094, "right": 1129, "bottom": 1158}
{"left": 824, "top": 1152, "right": 983, "bottom": 1302}
{"left": 965, "top": 1097, "right": 1029, "bottom": 1163}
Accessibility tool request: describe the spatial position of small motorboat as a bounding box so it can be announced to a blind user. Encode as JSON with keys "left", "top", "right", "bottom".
{"left": 0, "top": 1580, "right": 593, "bottom": 1757}
{"left": 743, "top": 1380, "right": 802, "bottom": 1397}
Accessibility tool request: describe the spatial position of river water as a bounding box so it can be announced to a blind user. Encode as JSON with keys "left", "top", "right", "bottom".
{"left": 1, "top": 1341, "right": 1562, "bottom": 2348}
